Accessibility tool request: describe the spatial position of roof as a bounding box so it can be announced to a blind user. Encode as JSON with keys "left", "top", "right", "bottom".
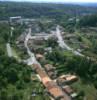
{"left": 33, "top": 64, "right": 71, "bottom": 100}
{"left": 48, "top": 71, "right": 55, "bottom": 76}
{"left": 63, "top": 85, "right": 73, "bottom": 94}
{"left": 36, "top": 54, "right": 44, "bottom": 59}
{"left": 57, "top": 78, "right": 67, "bottom": 84}
{"left": 59, "top": 75, "right": 78, "bottom": 82}
{"left": 10, "top": 16, "right": 21, "bottom": 19}
{"left": 44, "top": 64, "right": 55, "bottom": 71}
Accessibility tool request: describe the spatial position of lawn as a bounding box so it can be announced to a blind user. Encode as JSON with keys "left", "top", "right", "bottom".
{"left": 75, "top": 31, "right": 92, "bottom": 47}
{"left": 71, "top": 79, "right": 97, "bottom": 100}
{"left": 64, "top": 50, "right": 74, "bottom": 57}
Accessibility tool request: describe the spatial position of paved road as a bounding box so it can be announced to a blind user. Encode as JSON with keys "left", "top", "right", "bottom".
{"left": 56, "top": 25, "right": 84, "bottom": 56}
{"left": 24, "top": 28, "right": 41, "bottom": 66}
{"left": 6, "top": 27, "right": 14, "bottom": 57}
{"left": 24, "top": 28, "right": 71, "bottom": 100}
{"left": 6, "top": 43, "right": 13, "bottom": 57}
{"left": 10, "top": 27, "right": 14, "bottom": 37}
{"left": 24, "top": 28, "right": 37, "bottom": 65}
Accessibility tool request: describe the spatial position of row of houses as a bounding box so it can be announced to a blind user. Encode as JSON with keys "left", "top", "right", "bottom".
{"left": 32, "top": 63, "right": 71, "bottom": 100}
{"left": 43, "top": 63, "right": 78, "bottom": 99}
{"left": 56, "top": 75, "right": 78, "bottom": 99}
{"left": 35, "top": 54, "right": 78, "bottom": 99}
{"left": 44, "top": 64, "right": 57, "bottom": 79}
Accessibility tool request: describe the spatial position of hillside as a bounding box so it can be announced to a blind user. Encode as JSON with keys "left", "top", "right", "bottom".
{"left": 0, "top": 2, "right": 97, "bottom": 20}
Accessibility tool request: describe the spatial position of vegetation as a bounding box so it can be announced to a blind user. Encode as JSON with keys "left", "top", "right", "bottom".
{"left": 0, "top": 21, "right": 50, "bottom": 100}
{"left": 78, "top": 14, "right": 97, "bottom": 27}
{"left": 0, "top": 52, "right": 32, "bottom": 100}
{"left": 46, "top": 49, "right": 97, "bottom": 99}
{"left": 0, "top": 23, "right": 10, "bottom": 43}
{"left": 0, "top": 2, "right": 97, "bottom": 20}
{"left": 0, "top": 1, "right": 97, "bottom": 100}
{"left": 0, "top": 53, "right": 49, "bottom": 100}
{"left": 45, "top": 37, "right": 58, "bottom": 48}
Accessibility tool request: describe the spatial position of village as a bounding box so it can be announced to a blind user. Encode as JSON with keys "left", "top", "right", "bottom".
{"left": 0, "top": 0, "right": 97, "bottom": 99}
{"left": 8, "top": 16, "right": 83, "bottom": 100}
{"left": 5, "top": 14, "right": 97, "bottom": 100}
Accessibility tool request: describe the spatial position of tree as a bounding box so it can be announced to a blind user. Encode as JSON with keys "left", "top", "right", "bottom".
{"left": 46, "top": 38, "right": 58, "bottom": 48}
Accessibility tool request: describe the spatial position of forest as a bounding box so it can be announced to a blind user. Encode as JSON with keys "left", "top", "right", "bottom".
{"left": 0, "top": 1, "right": 97, "bottom": 20}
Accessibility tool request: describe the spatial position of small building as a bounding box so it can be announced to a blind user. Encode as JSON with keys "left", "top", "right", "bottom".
{"left": 36, "top": 54, "right": 44, "bottom": 61}
{"left": 44, "top": 64, "right": 57, "bottom": 79}
{"left": 57, "top": 78, "right": 68, "bottom": 86}
{"left": 44, "top": 47, "right": 52, "bottom": 52}
{"left": 48, "top": 71, "right": 57, "bottom": 79}
{"left": 63, "top": 85, "right": 73, "bottom": 94}
{"left": 44, "top": 64, "right": 56, "bottom": 72}
{"left": 60, "top": 75, "right": 78, "bottom": 83}
{"left": 62, "top": 85, "right": 78, "bottom": 99}
{"left": 57, "top": 75, "right": 78, "bottom": 85}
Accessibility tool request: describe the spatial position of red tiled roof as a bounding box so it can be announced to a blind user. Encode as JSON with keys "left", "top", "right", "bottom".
{"left": 33, "top": 64, "right": 71, "bottom": 100}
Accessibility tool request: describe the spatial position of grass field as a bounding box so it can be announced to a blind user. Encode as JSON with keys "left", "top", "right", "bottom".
{"left": 71, "top": 79, "right": 97, "bottom": 100}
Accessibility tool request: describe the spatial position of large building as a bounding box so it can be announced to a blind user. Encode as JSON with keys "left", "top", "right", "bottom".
{"left": 9, "top": 16, "right": 22, "bottom": 25}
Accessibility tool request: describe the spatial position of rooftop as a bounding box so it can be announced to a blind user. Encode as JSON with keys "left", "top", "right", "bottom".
{"left": 33, "top": 64, "right": 71, "bottom": 100}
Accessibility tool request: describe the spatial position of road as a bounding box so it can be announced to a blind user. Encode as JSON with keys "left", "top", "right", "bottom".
{"left": 6, "top": 25, "right": 90, "bottom": 100}
{"left": 24, "top": 28, "right": 40, "bottom": 65}
{"left": 6, "top": 43, "right": 13, "bottom": 57}
{"left": 6, "top": 27, "right": 14, "bottom": 57}
{"left": 56, "top": 25, "right": 84, "bottom": 56}
{"left": 24, "top": 28, "right": 71, "bottom": 100}
{"left": 10, "top": 27, "right": 14, "bottom": 37}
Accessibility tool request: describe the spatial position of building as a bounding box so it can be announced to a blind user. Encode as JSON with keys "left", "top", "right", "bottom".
{"left": 57, "top": 78, "right": 68, "bottom": 86}
{"left": 44, "top": 47, "right": 52, "bottom": 52}
{"left": 44, "top": 64, "right": 55, "bottom": 72}
{"left": 44, "top": 64, "right": 57, "bottom": 79}
{"left": 59, "top": 75, "right": 78, "bottom": 83}
{"left": 47, "top": 71, "right": 57, "bottom": 79}
{"left": 57, "top": 75, "right": 78, "bottom": 85}
{"left": 9, "top": 16, "right": 22, "bottom": 25}
{"left": 36, "top": 54, "right": 45, "bottom": 61}
{"left": 63, "top": 85, "right": 73, "bottom": 95}
{"left": 62, "top": 85, "right": 78, "bottom": 99}
{"left": 33, "top": 64, "right": 71, "bottom": 100}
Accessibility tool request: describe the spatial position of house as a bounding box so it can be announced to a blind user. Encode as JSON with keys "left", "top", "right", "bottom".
{"left": 57, "top": 78, "right": 68, "bottom": 86}
{"left": 62, "top": 85, "right": 78, "bottom": 99}
{"left": 59, "top": 75, "right": 78, "bottom": 83}
{"left": 36, "top": 54, "right": 44, "bottom": 61}
{"left": 33, "top": 64, "right": 71, "bottom": 100}
{"left": 57, "top": 75, "right": 78, "bottom": 85}
{"left": 48, "top": 71, "right": 57, "bottom": 79}
{"left": 44, "top": 64, "right": 57, "bottom": 79}
{"left": 63, "top": 85, "right": 73, "bottom": 94}
{"left": 44, "top": 64, "right": 55, "bottom": 72}
{"left": 44, "top": 47, "right": 52, "bottom": 52}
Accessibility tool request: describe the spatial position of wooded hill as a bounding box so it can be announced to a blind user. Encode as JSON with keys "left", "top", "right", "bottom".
{"left": 0, "top": 2, "right": 97, "bottom": 20}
